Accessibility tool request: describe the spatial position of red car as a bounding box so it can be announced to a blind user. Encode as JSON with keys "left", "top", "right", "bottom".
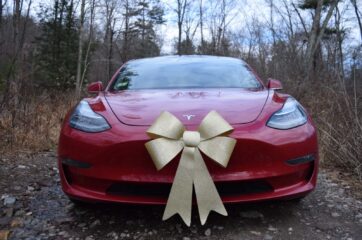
{"left": 58, "top": 55, "right": 318, "bottom": 207}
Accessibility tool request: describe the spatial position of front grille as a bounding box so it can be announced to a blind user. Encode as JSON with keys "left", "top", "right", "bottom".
{"left": 106, "top": 180, "right": 273, "bottom": 198}
{"left": 217, "top": 180, "right": 273, "bottom": 196}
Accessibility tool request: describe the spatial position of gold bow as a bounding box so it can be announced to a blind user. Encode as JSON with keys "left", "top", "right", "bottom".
{"left": 145, "top": 111, "right": 236, "bottom": 226}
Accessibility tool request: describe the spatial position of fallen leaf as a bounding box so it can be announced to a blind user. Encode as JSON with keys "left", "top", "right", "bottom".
{"left": 0, "top": 230, "right": 10, "bottom": 240}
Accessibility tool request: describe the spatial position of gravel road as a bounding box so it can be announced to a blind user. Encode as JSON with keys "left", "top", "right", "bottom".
{"left": 1, "top": 152, "right": 361, "bottom": 240}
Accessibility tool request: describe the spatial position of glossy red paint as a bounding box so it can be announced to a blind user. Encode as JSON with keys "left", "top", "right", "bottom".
{"left": 87, "top": 81, "right": 103, "bottom": 94}
{"left": 267, "top": 78, "right": 283, "bottom": 90}
{"left": 58, "top": 56, "right": 318, "bottom": 205}
{"left": 104, "top": 89, "right": 268, "bottom": 126}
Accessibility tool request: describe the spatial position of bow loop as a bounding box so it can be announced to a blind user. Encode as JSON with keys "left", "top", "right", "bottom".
{"left": 198, "top": 136, "right": 237, "bottom": 167}
{"left": 147, "top": 111, "right": 185, "bottom": 140}
{"left": 145, "top": 138, "right": 184, "bottom": 170}
{"left": 198, "top": 111, "right": 234, "bottom": 140}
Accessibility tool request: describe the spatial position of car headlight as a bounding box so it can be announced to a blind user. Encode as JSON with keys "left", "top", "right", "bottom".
{"left": 267, "top": 98, "right": 307, "bottom": 129}
{"left": 69, "top": 100, "right": 110, "bottom": 132}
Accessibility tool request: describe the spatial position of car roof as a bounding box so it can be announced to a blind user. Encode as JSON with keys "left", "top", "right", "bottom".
{"left": 126, "top": 55, "right": 247, "bottom": 66}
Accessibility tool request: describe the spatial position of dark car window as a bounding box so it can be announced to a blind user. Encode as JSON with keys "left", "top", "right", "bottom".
{"left": 112, "top": 57, "right": 261, "bottom": 90}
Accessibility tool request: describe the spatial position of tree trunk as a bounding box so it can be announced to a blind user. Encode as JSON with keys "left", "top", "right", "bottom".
{"left": 351, "top": 0, "right": 362, "bottom": 44}
{"left": 305, "top": 0, "right": 323, "bottom": 75}
{"left": 80, "top": 0, "right": 95, "bottom": 90}
{"left": 0, "top": 0, "right": 3, "bottom": 27}
{"left": 177, "top": 0, "right": 182, "bottom": 54}
{"left": 75, "top": 0, "right": 86, "bottom": 96}
{"left": 305, "top": 0, "right": 339, "bottom": 80}
{"left": 109, "top": 19, "right": 114, "bottom": 80}
{"left": 178, "top": 21, "right": 182, "bottom": 54}
{"left": 199, "top": 0, "right": 204, "bottom": 43}
{"left": 122, "top": 0, "right": 130, "bottom": 62}
{"left": 335, "top": 5, "right": 344, "bottom": 79}
{"left": 176, "top": 0, "right": 187, "bottom": 55}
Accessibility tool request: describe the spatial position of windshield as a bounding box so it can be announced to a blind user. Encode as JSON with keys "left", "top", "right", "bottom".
{"left": 111, "top": 57, "right": 261, "bottom": 90}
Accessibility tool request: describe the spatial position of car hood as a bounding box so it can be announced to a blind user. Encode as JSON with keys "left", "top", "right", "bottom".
{"left": 104, "top": 89, "right": 269, "bottom": 126}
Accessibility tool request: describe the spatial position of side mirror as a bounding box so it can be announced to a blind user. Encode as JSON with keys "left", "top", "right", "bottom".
{"left": 267, "top": 78, "right": 283, "bottom": 90}
{"left": 87, "top": 81, "right": 103, "bottom": 94}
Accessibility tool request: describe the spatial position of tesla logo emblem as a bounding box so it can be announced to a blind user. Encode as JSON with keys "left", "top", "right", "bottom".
{"left": 183, "top": 114, "right": 195, "bottom": 120}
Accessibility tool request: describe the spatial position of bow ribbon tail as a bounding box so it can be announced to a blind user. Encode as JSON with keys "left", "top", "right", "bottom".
{"left": 193, "top": 148, "right": 227, "bottom": 225}
{"left": 162, "top": 147, "right": 195, "bottom": 226}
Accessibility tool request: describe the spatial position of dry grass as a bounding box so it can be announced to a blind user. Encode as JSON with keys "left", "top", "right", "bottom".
{"left": 293, "top": 79, "right": 362, "bottom": 180}
{"left": 315, "top": 87, "right": 362, "bottom": 180}
{"left": 0, "top": 92, "right": 76, "bottom": 154}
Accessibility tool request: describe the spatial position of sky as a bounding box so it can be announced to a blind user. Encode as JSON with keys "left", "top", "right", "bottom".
{"left": 159, "top": 0, "right": 362, "bottom": 54}
{"left": 159, "top": 0, "right": 271, "bottom": 53}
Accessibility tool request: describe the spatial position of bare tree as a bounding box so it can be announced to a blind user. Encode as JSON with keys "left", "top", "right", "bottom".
{"left": 350, "top": 0, "right": 362, "bottom": 44}
{"left": 206, "top": 0, "right": 236, "bottom": 55}
{"left": 0, "top": 0, "right": 6, "bottom": 27}
{"left": 1, "top": 0, "right": 32, "bottom": 108}
{"left": 175, "top": 0, "right": 189, "bottom": 54}
{"left": 304, "top": 0, "right": 339, "bottom": 77}
{"left": 103, "top": 0, "right": 118, "bottom": 80}
{"left": 184, "top": 2, "right": 198, "bottom": 42}
{"left": 79, "top": 0, "right": 96, "bottom": 95}
{"left": 75, "top": 0, "right": 86, "bottom": 95}
{"left": 199, "top": 0, "right": 204, "bottom": 44}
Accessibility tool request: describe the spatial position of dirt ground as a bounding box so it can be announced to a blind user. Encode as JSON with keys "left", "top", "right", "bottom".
{"left": 0, "top": 151, "right": 361, "bottom": 240}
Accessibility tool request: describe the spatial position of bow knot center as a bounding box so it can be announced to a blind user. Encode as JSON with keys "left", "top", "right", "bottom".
{"left": 183, "top": 131, "right": 201, "bottom": 147}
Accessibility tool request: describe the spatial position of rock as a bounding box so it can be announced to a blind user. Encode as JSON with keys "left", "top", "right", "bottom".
{"left": 0, "top": 218, "right": 11, "bottom": 226}
{"left": 77, "top": 223, "right": 86, "bottom": 228}
{"left": 183, "top": 237, "right": 191, "bottom": 240}
{"left": 331, "top": 212, "right": 340, "bottom": 218}
{"left": 89, "top": 219, "right": 101, "bottom": 228}
{"left": 268, "top": 226, "right": 277, "bottom": 232}
{"left": 27, "top": 186, "right": 35, "bottom": 192}
{"left": 85, "top": 236, "right": 94, "bottom": 240}
{"left": 17, "top": 165, "right": 27, "bottom": 169}
{"left": 55, "top": 217, "right": 74, "bottom": 224}
{"left": 240, "top": 211, "right": 264, "bottom": 219}
{"left": 0, "top": 230, "right": 10, "bottom": 240}
{"left": 264, "top": 234, "right": 273, "bottom": 240}
{"left": 58, "top": 231, "right": 69, "bottom": 237}
{"left": 107, "top": 232, "right": 118, "bottom": 239}
{"left": 288, "top": 227, "right": 293, "bottom": 232}
{"left": 120, "top": 233, "right": 127, "bottom": 238}
{"left": 250, "top": 231, "right": 261, "bottom": 236}
{"left": 3, "top": 196, "right": 16, "bottom": 206}
{"left": 204, "top": 228, "right": 211, "bottom": 236}
{"left": 10, "top": 218, "right": 22, "bottom": 228}
{"left": 3, "top": 208, "right": 13, "bottom": 217}
{"left": 14, "top": 210, "right": 25, "bottom": 217}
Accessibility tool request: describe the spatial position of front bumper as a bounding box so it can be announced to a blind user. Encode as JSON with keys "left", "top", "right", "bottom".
{"left": 58, "top": 117, "right": 318, "bottom": 205}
